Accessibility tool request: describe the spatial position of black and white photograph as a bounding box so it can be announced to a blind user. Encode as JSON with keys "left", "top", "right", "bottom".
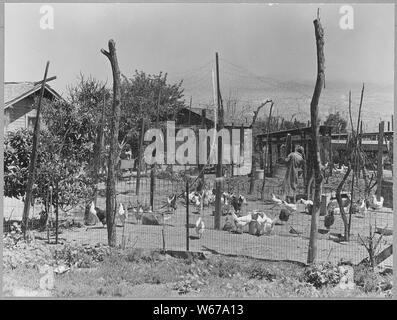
{"left": 2, "top": 2, "right": 394, "bottom": 299}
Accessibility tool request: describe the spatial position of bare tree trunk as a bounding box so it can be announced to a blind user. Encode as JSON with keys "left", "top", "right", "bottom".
{"left": 261, "top": 102, "right": 274, "bottom": 200}
{"left": 101, "top": 40, "right": 121, "bottom": 247}
{"left": 307, "top": 17, "right": 325, "bottom": 264}
{"left": 22, "top": 61, "right": 50, "bottom": 238}
{"left": 92, "top": 94, "right": 106, "bottom": 206}
{"left": 336, "top": 166, "right": 351, "bottom": 240}
{"left": 136, "top": 118, "right": 145, "bottom": 195}
{"left": 249, "top": 99, "right": 272, "bottom": 194}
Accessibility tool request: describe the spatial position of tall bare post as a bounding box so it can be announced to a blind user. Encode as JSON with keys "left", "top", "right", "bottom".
{"left": 249, "top": 99, "right": 272, "bottom": 194}
{"left": 376, "top": 121, "right": 385, "bottom": 201}
{"left": 92, "top": 94, "right": 106, "bottom": 206}
{"left": 307, "top": 16, "right": 325, "bottom": 264}
{"left": 136, "top": 118, "right": 145, "bottom": 195}
{"left": 55, "top": 181, "right": 59, "bottom": 244}
{"left": 186, "top": 179, "right": 190, "bottom": 251}
{"left": 214, "top": 52, "right": 224, "bottom": 230}
{"left": 22, "top": 61, "right": 50, "bottom": 237}
{"left": 101, "top": 39, "right": 122, "bottom": 247}
{"left": 286, "top": 133, "right": 292, "bottom": 155}
{"left": 197, "top": 110, "right": 207, "bottom": 191}
{"left": 261, "top": 102, "right": 274, "bottom": 199}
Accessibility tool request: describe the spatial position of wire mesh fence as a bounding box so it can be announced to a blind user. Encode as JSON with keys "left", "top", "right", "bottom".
{"left": 3, "top": 165, "right": 393, "bottom": 266}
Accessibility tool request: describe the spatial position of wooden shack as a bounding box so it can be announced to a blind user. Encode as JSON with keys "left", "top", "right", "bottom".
{"left": 256, "top": 125, "right": 333, "bottom": 179}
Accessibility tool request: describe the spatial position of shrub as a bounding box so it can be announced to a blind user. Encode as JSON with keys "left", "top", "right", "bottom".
{"left": 53, "top": 243, "right": 110, "bottom": 268}
{"left": 303, "top": 262, "right": 341, "bottom": 289}
{"left": 247, "top": 264, "right": 276, "bottom": 281}
{"left": 353, "top": 264, "right": 380, "bottom": 293}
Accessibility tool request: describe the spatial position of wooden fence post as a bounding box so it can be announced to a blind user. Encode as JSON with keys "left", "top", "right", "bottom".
{"left": 307, "top": 15, "right": 325, "bottom": 264}
{"left": 376, "top": 121, "right": 385, "bottom": 201}
{"left": 186, "top": 179, "right": 190, "bottom": 251}
{"left": 101, "top": 39, "right": 122, "bottom": 247}
{"left": 55, "top": 181, "right": 59, "bottom": 244}
{"left": 136, "top": 118, "right": 145, "bottom": 195}
{"left": 22, "top": 61, "right": 50, "bottom": 238}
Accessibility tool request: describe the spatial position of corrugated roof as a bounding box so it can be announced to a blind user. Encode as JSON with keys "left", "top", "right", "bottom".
{"left": 4, "top": 82, "right": 62, "bottom": 109}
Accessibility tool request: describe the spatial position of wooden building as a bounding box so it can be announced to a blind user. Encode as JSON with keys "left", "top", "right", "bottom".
{"left": 4, "top": 82, "right": 62, "bottom": 133}
{"left": 256, "top": 125, "right": 334, "bottom": 178}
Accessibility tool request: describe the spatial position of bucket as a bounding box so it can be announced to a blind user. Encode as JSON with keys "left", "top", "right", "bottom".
{"left": 254, "top": 169, "right": 264, "bottom": 180}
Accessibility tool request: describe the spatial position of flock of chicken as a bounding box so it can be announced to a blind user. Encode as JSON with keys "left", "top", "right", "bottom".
{"left": 85, "top": 184, "right": 385, "bottom": 240}
{"left": 323, "top": 193, "right": 384, "bottom": 230}
{"left": 269, "top": 192, "right": 385, "bottom": 233}
{"left": 184, "top": 190, "right": 249, "bottom": 238}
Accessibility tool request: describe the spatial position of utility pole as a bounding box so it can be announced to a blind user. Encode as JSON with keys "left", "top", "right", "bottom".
{"left": 214, "top": 52, "right": 224, "bottom": 230}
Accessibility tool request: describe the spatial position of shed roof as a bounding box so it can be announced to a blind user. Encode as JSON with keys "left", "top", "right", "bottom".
{"left": 4, "top": 82, "right": 62, "bottom": 109}
{"left": 256, "top": 125, "right": 333, "bottom": 139}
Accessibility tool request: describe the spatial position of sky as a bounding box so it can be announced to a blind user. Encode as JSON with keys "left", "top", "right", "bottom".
{"left": 4, "top": 3, "right": 395, "bottom": 103}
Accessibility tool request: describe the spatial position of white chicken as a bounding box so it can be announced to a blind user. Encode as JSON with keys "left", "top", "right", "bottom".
{"left": 271, "top": 193, "right": 283, "bottom": 205}
{"left": 118, "top": 203, "right": 126, "bottom": 225}
{"left": 297, "top": 198, "right": 313, "bottom": 206}
{"left": 89, "top": 201, "right": 97, "bottom": 218}
{"left": 281, "top": 201, "right": 297, "bottom": 213}
{"left": 333, "top": 164, "right": 348, "bottom": 175}
{"left": 252, "top": 211, "right": 276, "bottom": 235}
{"left": 256, "top": 211, "right": 275, "bottom": 225}
{"left": 134, "top": 206, "right": 144, "bottom": 224}
{"left": 89, "top": 201, "right": 106, "bottom": 226}
{"left": 352, "top": 199, "right": 368, "bottom": 215}
{"left": 231, "top": 211, "right": 252, "bottom": 228}
{"left": 195, "top": 217, "right": 205, "bottom": 238}
{"left": 370, "top": 194, "right": 384, "bottom": 210}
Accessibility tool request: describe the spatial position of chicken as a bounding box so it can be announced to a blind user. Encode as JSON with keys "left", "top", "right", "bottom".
{"left": 327, "top": 200, "right": 350, "bottom": 216}
{"left": 133, "top": 205, "right": 144, "bottom": 224}
{"left": 333, "top": 164, "right": 348, "bottom": 175}
{"left": 167, "top": 194, "right": 177, "bottom": 211}
{"left": 118, "top": 203, "right": 126, "bottom": 225}
{"left": 271, "top": 194, "right": 297, "bottom": 213}
{"left": 279, "top": 208, "right": 291, "bottom": 222}
{"left": 256, "top": 212, "right": 276, "bottom": 235}
{"left": 281, "top": 201, "right": 297, "bottom": 213}
{"left": 231, "top": 211, "right": 252, "bottom": 228}
{"left": 90, "top": 201, "right": 106, "bottom": 226}
{"left": 324, "top": 208, "right": 335, "bottom": 230}
{"left": 230, "top": 195, "right": 247, "bottom": 214}
{"left": 297, "top": 198, "right": 314, "bottom": 214}
{"left": 271, "top": 193, "right": 283, "bottom": 205}
{"left": 200, "top": 189, "right": 215, "bottom": 207}
{"left": 370, "top": 194, "right": 384, "bottom": 210}
{"left": 221, "top": 192, "right": 231, "bottom": 205}
{"left": 195, "top": 217, "right": 205, "bottom": 238}
{"left": 297, "top": 198, "right": 313, "bottom": 206}
{"left": 352, "top": 199, "right": 367, "bottom": 215}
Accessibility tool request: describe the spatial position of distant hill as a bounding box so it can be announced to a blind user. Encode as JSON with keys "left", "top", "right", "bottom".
{"left": 178, "top": 74, "right": 393, "bottom": 132}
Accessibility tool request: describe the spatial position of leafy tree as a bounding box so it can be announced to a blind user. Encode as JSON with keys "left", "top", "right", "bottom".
{"left": 3, "top": 129, "right": 93, "bottom": 212}
{"left": 120, "top": 71, "right": 186, "bottom": 158}
{"left": 324, "top": 112, "right": 347, "bottom": 133}
{"left": 42, "top": 75, "right": 111, "bottom": 166}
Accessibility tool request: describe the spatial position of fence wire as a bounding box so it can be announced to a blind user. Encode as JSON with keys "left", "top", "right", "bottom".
{"left": 3, "top": 165, "right": 393, "bottom": 266}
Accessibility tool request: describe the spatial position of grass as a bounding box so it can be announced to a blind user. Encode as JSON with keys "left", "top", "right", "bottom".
{"left": 3, "top": 245, "right": 391, "bottom": 298}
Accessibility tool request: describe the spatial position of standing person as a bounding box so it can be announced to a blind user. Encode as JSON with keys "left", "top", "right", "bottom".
{"left": 282, "top": 145, "right": 305, "bottom": 203}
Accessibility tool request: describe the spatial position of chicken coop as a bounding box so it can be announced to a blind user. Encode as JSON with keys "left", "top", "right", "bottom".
{"left": 256, "top": 125, "right": 333, "bottom": 180}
